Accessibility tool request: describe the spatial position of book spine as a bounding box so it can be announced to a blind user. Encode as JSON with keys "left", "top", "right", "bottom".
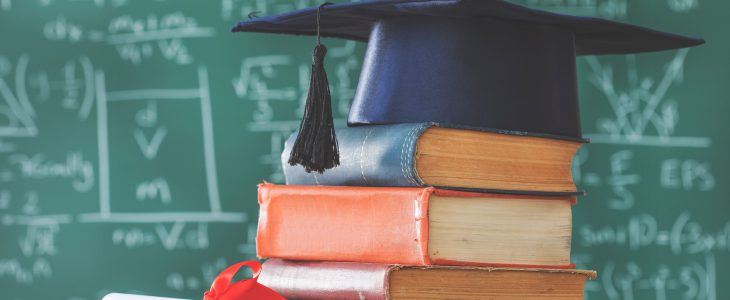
{"left": 282, "top": 123, "right": 431, "bottom": 187}
{"left": 257, "top": 183, "right": 432, "bottom": 265}
{"left": 258, "top": 259, "right": 396, "bottom": 300}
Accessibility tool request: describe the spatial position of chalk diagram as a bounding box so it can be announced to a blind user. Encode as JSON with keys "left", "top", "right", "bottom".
{"left": 584, "top": 49, "right": 711, "bottom": 148}
{"left": 0, "top": 54, "right": 100, "bottom": 149}
{"left": 77, "top": 66, "right": 245, "bottom": 224}
{"left": 1, "top": 63, "right": 246, "bottom": 230}
{"left": 43, "top": 12, "right": 214, "bottom": 65}
{"left": 0, "top": 55, "right": 38, "bottom": 140}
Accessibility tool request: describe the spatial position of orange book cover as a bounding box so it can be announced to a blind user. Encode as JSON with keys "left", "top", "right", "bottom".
{"left": 257, "top": 183, "right": 576, "bottom": 268}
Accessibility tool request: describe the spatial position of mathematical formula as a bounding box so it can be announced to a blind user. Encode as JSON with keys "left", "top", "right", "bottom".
{"left": 576, "top": 254, "right": 716, "bottom": 300}
{"left": 579, "top": 213, "right": 730, "bottom": 255}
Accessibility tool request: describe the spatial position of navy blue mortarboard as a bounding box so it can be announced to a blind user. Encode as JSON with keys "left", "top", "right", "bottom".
{"left": 233, "top": 0, "right": 704, "bottom": 173}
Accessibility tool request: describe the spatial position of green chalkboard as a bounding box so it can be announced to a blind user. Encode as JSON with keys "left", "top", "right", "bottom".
{"left": 0, "top": 1, "right": 727, "bottom": 299}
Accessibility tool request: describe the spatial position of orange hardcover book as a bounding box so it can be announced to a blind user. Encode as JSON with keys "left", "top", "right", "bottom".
{"left": 257, "top": 183, "right": 576, "bottom": 268}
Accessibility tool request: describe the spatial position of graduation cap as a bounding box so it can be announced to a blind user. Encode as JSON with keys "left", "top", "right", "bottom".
{"left": 233, "top": 0, "right": 704, "bottom": 173}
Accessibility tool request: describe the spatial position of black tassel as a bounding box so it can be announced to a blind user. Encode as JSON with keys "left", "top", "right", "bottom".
{"left": 288, "top": 3, "right": 339, "bottom": 173}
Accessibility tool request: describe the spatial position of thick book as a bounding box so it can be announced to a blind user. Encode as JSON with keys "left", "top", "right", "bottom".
{"left": 258, "top": 259, "right": 596, "bottom": 300}
{"left": 257, "top": 183, "right": 575, "bottom": 267}
{"left": 282, "top": 123, "right": 584, "bottom": 195}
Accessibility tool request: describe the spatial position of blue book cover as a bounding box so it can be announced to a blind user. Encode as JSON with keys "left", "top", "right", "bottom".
{"left": 282, "top": 123, "right": 584, "bottom": 196}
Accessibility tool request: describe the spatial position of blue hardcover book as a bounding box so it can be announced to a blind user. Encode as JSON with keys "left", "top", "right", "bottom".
{"left": 282, "top": 123, "right": 585, "bottom": 195}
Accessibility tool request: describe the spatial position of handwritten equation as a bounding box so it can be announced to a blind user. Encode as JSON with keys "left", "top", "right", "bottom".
{"left": 573, "top": 148, "right": 715, "bottom": 210}
{"left": 576, "top": 254, "right": 716, "bottom": 300}
{"left": 584, "top": 49, "right": 711, "bottom": 148}
{"left": 522, "top": 0, "right": 699, "bottom": 19}
{"left": 44, "top": 12, "right": 214, "bottom": 65}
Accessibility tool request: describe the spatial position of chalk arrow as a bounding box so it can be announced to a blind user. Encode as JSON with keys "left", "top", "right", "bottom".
{"left": 134, "top": 126, "right": 167, "bottom": 159}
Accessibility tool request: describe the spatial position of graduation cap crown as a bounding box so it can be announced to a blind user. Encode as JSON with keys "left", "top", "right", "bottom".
{"left": 233, "top": 0, "right": 704, "bottom": 173}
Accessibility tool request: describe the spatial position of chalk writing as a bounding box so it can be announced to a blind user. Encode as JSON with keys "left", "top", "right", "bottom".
{"left": 166, "top": 272, "right": 202, "bottom": 292}
{"left": 57, "top": 57, "right": 95, "bottom": 120}
{"left": 659, "top": 159, "right": 715, "bottom": 191}
{"left": 34, "top": 0, "right": 132, "bottom": 8}
{"left": 669, "top": 0, "right": 699, "bottom": 12}
{"left": 0, "top": 258, "right": 53, "bottom": 285}
{"left": 9, "top": 152, "right": 95, "bottom": 192}
{"left": 238, "top": 41, "right": 360, "bottom": 181}
{"left": 134, "top": 127, "right": 168, "bottom": 160}
{"left": 233, "top": 55, "right": 296, "bottom": 122}
{"left": 579, "top": 213, "right": 730, "bottom": 255}
{"left": 109, "top": 12, "right": 214, "bottom": 64}
{"left": 155, "top": 222, "right": 209, "bottom": 250}
{"left": 43, "top": 12, "right": 214, "bottom": 64}
{"left": 111, "top": 222, "right": 209, "bottom": 250}
{"left": 19, "top": 223, "right": 59, "bottom": 257}
{"left": 573, "top": 149, "right": 715, "bottom": 210}
{"left": 167, "top": 257, "right": 234, "bottom": 292}
{"left": 581, "top": 255, "right": 717, "bottom": 300}
{"left": 605, "top": 150, "right": 640, "bottom": 210}
{"left": 220, "top": 0, "right": 325, "bottom": 21}
{"left": 1, "top": 214, "right": 72, "bottom": 226}
{"left": 21, "top": 191, "right": 40, "bottom": 215}
{"left": 135, "top": 101, "right": 158, "bottom": 127}
{"left": 84, "top": 66, "right": 235, "bottom": 222}
{"left": 136, "top": 178, "right": 172, "bottom": 204}
{"left": 523, "top": 0, "right": 628, "bottom": 19}
{"left": 44, "top": 16, "right": 84, "bottom": 43}
{"left": 0, "top": 55, "right": 38, "bottom": 138}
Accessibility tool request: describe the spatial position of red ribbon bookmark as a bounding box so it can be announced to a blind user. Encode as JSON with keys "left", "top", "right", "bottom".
{"left": 204, "top": 260, "right": 285, "bottom": 300}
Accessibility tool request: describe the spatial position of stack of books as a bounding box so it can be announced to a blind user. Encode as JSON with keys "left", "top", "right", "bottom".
{"left": 229, "top": 1, "right": 706, "bottom": 298}
{"left": 255, "top": 123, "right": 596, "bottom": 299}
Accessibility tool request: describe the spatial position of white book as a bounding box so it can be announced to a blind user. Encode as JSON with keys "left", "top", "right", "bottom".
{"left": 102, "top": 293, "right": 189, "bottom": 300}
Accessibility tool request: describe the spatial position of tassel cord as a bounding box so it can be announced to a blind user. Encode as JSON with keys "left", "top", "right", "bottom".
{"left": 287, "top": 3, "right": 339, "bottom": 173}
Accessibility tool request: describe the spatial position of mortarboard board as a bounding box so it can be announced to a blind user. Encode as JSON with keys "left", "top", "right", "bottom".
{"left": 232, "top": 0, "right": 704, "bottom": 173}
